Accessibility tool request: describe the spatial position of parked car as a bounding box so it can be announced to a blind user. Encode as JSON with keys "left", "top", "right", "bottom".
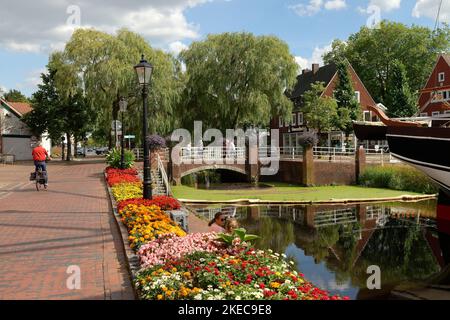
{"left": 95, "top": 147, "right": 109, "bottom": 155}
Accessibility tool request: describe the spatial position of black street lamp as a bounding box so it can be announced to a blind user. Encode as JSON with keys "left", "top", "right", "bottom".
{"left": 119, "top": 98, "right": 128, "bottom": 169}
{"left": 61, "top": 136, "right": 66, "bottom": 161}
{"left": 134, "top": 55, "right": 154, "bottom": 200}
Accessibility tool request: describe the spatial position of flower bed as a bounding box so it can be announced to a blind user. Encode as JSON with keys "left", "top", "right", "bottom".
{"left": 136, "top": 249, "right": 348, "bottom": 300}
{"left": 106, "top": 167, "right": 349, "bottom": 301}
{"left": 120, "top": 204, "right": 186, "bottom": 249}
{"left": 118, "top": 196, "right": 181, "bottom": 212}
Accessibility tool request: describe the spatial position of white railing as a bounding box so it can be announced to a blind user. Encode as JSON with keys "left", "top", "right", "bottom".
{"left": 194, "top": 207, "right": 237, "bottom": 221}
{"left": 314, "top": 208, "right": 358, "bottom": 228}
{"left": 180, "top": 147, "right": 246, "bottom": 162}
{"left": 157, "top": 153, "right": 171, "bottom": 196}
{"left": 258, "top": 147, "right": 303, "bottom": 160}
{"left": 313, "top": 146, "right": 356, "bottom": 162}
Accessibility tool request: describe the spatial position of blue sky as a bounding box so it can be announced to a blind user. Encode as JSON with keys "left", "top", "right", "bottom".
{"left": 0, "top": 0, "right": 447, "bottom": 97}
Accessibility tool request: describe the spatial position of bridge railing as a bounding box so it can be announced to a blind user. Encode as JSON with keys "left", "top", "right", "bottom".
{"left": 180, "top": 147, "right": 246, "bottom": 162}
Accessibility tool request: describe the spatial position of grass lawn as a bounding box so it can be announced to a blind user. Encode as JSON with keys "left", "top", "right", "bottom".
{"left": 172, "top": 183, "right": 427, "bottom": 202}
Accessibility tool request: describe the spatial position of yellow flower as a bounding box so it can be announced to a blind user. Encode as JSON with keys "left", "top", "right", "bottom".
{"left": 157, "top": 295, "right": 163, "bottom": 300}
{"left": 270, "top": 282, "right": 281, "bottom": 289}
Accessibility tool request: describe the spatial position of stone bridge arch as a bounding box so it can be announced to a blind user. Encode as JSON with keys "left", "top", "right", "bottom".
{"left": 173, "top": 163, "right": 247, "bottom": 185}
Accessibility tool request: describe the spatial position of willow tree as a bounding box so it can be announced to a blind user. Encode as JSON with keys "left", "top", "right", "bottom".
{"left": 59, "top": 28, "right": 184, "bottom": 146}
{"left": 180, "top": 32, "right": 298, "bottom": 131}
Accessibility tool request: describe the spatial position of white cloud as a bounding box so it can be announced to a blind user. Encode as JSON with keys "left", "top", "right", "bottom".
{"left": 413, "top": 0, "right": 450, "bottom": 23}
{"left": 16, "top": 68, "right": 47, "bottom": 93}
{"left": 369, "top": 0, "right": 401, "bottom": 12}
{"left": 289, "top": 0, "right": 346, "bottom": 17}
{"left": 0, "top": 0, "right": 212, "bottom": 54}
{"left": 324, "top": 0, "right": 347, "bottom": 10}
{"left": 295, "top": 43, "right": 333, "bottom": 73}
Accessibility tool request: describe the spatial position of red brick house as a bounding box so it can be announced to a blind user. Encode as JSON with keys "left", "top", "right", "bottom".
{"left": 270, "top": 62, "right": 377, "bottom": 149}
{"left": 418, "top": 54, "right": 450, "bottom": 117}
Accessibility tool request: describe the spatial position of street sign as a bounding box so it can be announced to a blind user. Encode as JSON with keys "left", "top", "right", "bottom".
{"left": 124, "top": 135, "right": 136, "bottom": 139}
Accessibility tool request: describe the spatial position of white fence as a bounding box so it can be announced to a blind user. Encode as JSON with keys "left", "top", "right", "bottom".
{"left": 133, "top": 148, "right": 170, "bottom": 162}
{"left": 180, "top": 147, "right": 246, "bottom": 162}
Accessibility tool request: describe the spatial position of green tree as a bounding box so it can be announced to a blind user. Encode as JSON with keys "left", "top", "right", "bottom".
{"left": 61, "top": 28, "right": 184, "bottom": 147}
{"left": 23, "top": 66, "right": 94, "bottom": 161}
{"left": 385, "top": 60, "right": 418, "bottom": 118}
{"left": 333, "top": 60, "right": 361, "bottom": 135}
{"left": 324, "top": 21, "right": 450, "bottom": 104}
{"left": 3, "top": 89, "right": 29, "bottom": 102}
{"left": 180, "top": 32, "right": 298, "bottom": 131}
{"left": 303, "top": 82, "right": 338, "bottom": 134}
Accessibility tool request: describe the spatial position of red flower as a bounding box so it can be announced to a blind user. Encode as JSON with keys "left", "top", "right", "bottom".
{"left": 259, "top": 283, "right": 265, "bottom": 289}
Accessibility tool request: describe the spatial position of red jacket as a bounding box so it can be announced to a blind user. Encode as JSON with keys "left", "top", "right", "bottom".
{"left": 32, "top": 146, "right": 48, "bottom": 162}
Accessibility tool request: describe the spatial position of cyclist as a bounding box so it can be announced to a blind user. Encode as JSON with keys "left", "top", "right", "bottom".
{"left": 32, "top": 141, "right": 51, "bottom": 188}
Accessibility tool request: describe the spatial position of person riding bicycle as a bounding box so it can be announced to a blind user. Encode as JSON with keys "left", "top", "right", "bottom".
{"left": 32, "top": 142, "right": 51, "bottom": 187}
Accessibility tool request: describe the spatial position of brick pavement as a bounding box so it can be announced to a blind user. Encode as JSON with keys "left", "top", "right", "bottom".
{"left": 0, "top": 160, "right": 135, "bottom": 300}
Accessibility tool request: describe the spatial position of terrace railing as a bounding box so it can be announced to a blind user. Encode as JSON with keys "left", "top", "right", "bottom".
{"left": 179, "top": 147, "right": 246, "bottom": 162}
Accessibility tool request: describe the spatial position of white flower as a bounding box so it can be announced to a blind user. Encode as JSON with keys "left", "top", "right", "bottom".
{"left": 194, "top": 294, "right": 202, "bottom": 300}
{"left": 236, "top": 296, "right": 241, "bottom": 300}
{"left": 282, "top": 254, "right": 287, "bottom": 258}
{"left": 289, "top": 261, "right": 295, "bottom": 265}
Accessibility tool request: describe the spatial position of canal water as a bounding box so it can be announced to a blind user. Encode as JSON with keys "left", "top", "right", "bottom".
{"left": 190, "top": 200, "right": 450, "bottom": 299}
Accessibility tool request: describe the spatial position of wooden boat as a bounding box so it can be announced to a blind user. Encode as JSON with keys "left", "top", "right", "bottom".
{"left": 353, "top": 105, "right": 450, "bottom": 196}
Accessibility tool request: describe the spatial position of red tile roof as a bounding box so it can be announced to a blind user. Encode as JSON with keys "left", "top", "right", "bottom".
{"left": 5, "top": 101, "right": 33, "bottom": 116}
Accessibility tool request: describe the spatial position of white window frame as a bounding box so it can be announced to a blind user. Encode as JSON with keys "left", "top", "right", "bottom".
{"left": 291, "top": 113, "right": 297, "bottom": 126}
{"left": 438, "top": 72, "right": 445, "bottom": 82}
{"left": 420, "top": 113, "right": 428, "bottom": 117}
{"left": 355, "top": 91, "right": 361, "bottom": 103}
{"left": 363, "top": 110, "right": 372, "bottom": 122}
{"left": 298, "top": 112, "right": 304, "bottom": 125}
{"left": 445, "top": 110, "right": 450, "bottom": 115}
{"left": 432, "top": 111, "right": 440, "bottom": 117}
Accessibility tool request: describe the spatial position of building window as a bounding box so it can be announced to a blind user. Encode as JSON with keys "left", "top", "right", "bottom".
{"left": 291, "top": 113, "right": 297, "bottom": 126}
{"left": 445, "top": 110, "right": 450, "bottom": 115}
{"left": 420, "top": 113, "right": 428, "bottom": 117}
{"left": 439, "top": 72, "right": 445, "bottom": 82}
{"left": 298, "top": 112, "right": 304, "bottom": 125}
{"left": 363, "top": 111, "right": 372, "bottom": 122}
{"left": 355, "top": 91, "right": 361, "bottom": 103}
{"left": 279, "top": 117, "right": 283, "bottom": 128}
{"left": 432, "top": 111, "right": 440, "bottom": 117}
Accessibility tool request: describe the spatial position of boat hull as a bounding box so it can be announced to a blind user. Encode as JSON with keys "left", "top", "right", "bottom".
{"left": 386, "top": 126, "right": 450, "bottom": 196}
{"left": 353, "top": 122, "right": 387, "bottom": 141}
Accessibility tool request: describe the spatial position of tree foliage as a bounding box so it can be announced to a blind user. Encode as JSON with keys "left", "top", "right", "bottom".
{"left": 385, "top": 60, "right": 418, "bottom": 118}
{"left": 303, "top": 82, "right": 338, "bottom": 133}
{"left": 180, "top": 32, "right": 298, "bottom": 131}
{"left": 324, "top": 21, "right": 450, "bottom": 105}
{"left": 333, "top": 60, "right": 361, "bottom": 135}
{"left": 3, "top": 89, "right": 29, "bottom": 103}
{"left": 60, "top": 28, "right": 184, "bottom": 145}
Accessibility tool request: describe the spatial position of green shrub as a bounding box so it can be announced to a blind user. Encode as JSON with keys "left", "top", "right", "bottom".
{"left": 359, "top": 165, "right": 438, "bottom": 194}
{"left": 106, "top": 148, "right": 135, "bottom": 169}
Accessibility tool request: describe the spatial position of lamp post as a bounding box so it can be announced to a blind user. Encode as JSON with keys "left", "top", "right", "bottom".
{"left": 119, "top": 98, "right": 128, "bottom": 169}
{"left": 61, "top": 136, "right": 66, "bottom": 161}
{"left": 134, "top": 55, "right": 154, "bottom": 200}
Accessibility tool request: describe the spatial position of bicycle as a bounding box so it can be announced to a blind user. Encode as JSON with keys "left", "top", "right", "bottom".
{"left": 31, "top": 167, "right": 48, "bottom": 191}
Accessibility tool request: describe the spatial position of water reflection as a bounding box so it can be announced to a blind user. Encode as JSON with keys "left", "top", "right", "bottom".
{"left": 191, "top": 197, "right": 450, "bottom": 300}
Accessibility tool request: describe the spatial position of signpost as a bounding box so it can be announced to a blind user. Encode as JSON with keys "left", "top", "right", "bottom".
{"left": 124, "top": 135, "right": 135, "bottom": 149}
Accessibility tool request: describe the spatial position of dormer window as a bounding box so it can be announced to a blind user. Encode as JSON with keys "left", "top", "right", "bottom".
{"left": 439, "top": 72, "right": 445, "bottom": 82}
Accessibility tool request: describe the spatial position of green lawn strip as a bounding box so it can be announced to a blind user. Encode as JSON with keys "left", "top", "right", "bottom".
{"left": 172, "top": 184, "right": 427, "bottom": 202}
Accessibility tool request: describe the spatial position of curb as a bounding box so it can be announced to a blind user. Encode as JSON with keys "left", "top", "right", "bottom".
{"left": 177, "top": 194, "right": 437, "bottom": 206}
{"left": 104, "top": 172, "right": 141, "bottom": 300}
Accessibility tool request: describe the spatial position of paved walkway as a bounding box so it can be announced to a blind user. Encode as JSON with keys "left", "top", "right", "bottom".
{"left": 0, "top": 160, "right": 134, "bottom": 300}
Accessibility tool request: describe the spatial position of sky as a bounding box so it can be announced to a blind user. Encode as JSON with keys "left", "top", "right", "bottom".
{"left": 0, "top": 0, "right": 448, "bottom": 97}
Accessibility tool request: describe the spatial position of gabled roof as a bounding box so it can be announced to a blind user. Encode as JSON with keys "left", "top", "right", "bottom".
{"left": 442, "top": 54, "right": 450, "bottom": 66}
{"left": 290, "top": 63, "right": 337, "bottom": 100}
{"left": 0, "top": 98, "right": 33, "bottom": 118}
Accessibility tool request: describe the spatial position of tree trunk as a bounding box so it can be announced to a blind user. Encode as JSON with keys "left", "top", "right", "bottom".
{"left": 74, "top": 136, "right": 78, "bottom": 158}
{"left": 66, "top": 132, "right": 72, "bottom": 161}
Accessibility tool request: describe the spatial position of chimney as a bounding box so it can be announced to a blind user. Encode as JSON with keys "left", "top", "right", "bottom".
{"left": 312, "top": 63, "right": 320, "bottom": 74}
